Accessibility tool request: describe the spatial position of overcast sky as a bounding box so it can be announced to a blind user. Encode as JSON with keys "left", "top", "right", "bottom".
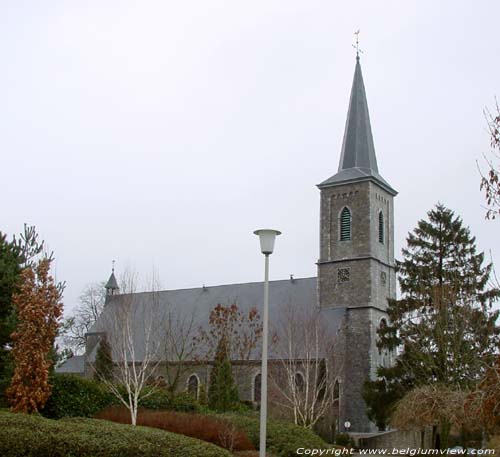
{"left": 2, "top": 1, "right": 499, "bottom": 314}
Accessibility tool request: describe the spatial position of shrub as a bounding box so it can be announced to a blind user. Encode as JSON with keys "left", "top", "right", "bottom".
{"left": 96, "top": 405, "right": 255, "bottom": 452}
{"left": 171, "top": 392, "right": 200, "bottom": 412}
{"left": 218, "top": 413, "right": 329, "bottom": 457}
{"left": 335, "top": 433, "right": 354, "bottom": 447}
{"left": 138, "top": 389, "right": 200, "bottom": 412}
{"left": 139, "top": 387, "right": 172, "bottom": 410}
{"left": 0, "top": 409, "right": 230, "bottom": 457}
{"left": 41, "top": 374, "right": 114, "bottom": 419}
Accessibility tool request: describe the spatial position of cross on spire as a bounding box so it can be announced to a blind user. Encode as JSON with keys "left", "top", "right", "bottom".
{"left": 353, "top": 30, "right": 363, "bottom": 59}
{"left": 112, "top": 259, "right": 115, "bottom": 273}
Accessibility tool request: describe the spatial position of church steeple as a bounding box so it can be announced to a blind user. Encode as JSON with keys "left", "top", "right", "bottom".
{"left": 318, "top": 57, "right": 397, "bottom": 196}
{"left": 105, "top": 263, "right": 119, "bottom": 296}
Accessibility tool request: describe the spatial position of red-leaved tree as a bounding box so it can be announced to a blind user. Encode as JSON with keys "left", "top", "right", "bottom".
{"left": 7, "top": 258, "right": 63, "bottom": 413}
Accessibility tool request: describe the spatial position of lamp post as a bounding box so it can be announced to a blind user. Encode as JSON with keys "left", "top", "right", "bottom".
{"left": 254, "top": 229, "right": 281, "bottom": 457}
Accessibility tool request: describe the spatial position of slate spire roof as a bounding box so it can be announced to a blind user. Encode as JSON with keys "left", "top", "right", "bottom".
{"left": 105, "top": 271, "right": 119, "bottom": 291}
{"left": 318, "top": 56, "right": 397, "bottom": 196}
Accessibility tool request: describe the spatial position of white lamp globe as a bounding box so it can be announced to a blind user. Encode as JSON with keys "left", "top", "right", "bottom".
{"left": 253, "top": 229, "right": 282, "bottom": 255}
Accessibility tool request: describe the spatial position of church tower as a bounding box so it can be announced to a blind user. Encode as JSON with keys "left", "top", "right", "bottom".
{"left": 317, "top": 56, "right": 397, "bottom": 432}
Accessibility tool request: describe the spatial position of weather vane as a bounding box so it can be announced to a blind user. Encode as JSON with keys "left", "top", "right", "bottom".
{"left": 112, "top": 259, "right": 115, "bottom": 273}
{"left": 353, "top": 30, "right": 363, "bottom": 59}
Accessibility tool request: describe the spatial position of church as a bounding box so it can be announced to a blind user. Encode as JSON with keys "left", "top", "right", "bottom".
{"left": 58, "top": 54, "right": 397, "bottom": 434}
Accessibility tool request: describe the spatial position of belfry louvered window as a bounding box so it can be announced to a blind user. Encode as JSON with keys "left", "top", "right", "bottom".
{"left": 340, "top": 207, "right": 351, "bottom": 241}
{"left": 378, "top": 211, "right": 384, "bottom": 244}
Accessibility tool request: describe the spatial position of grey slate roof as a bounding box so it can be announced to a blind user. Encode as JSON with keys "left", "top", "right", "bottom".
{"left": 105, "top": 272, "right": 119, "bottom": 290}
{"left": 55, "top": 355, "right": 85, "bottom": 374}
{"left": 88, "top": 277, "right": 344, "bottom": 363}
{"left": 319, "top": 57, "right": 397, "bottom": 196}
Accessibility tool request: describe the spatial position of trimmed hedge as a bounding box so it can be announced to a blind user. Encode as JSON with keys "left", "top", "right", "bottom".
{"left": 217, "top": 413, "right": 329, "bottom": 457}
{"left": 41, "top": 374, "right": 115, "bottom": 419}
{"left": 0, "top": 409, "right": 231, "bottom": 457}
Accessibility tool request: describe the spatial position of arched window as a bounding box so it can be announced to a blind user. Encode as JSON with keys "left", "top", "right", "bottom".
{"left": 294, "top": 372, "right": 305, "bottom": 392}
{"left": 378, "top": 211, "right": 384, "bottom": 244}
{"left": 333, "top": 380, "right": 340, "bottom": 402}
{"left": 187, "top": 374, "right": 199, "bottom": 399}
{"left": 340, "top": 207, "right": 351, "bottom": 241}
{"left": 253, "top": 373, "right": 261, "bottom": 402}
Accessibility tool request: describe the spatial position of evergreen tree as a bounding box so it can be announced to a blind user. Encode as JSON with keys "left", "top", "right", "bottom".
{"left": 364, "top": 204, "right": 500, "bottom": 429}
{"left": 0, "top": 226, "right": 46, "bottom": 403}
{"left": 208, "top": 337, "right": 239, "bottom": 411}
{"left": 0, "top": 233, "right": 21, "bottom": 401}
{"left": 93, "top": 337, "right": 113, "bottom": 382}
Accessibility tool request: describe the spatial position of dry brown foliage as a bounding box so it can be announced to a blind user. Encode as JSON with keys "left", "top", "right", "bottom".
{"left": 391, "top": 385, "right": 472, "bottom": 432}
{"left": 467, "top": 356, "right": 500, "bottom": 433}
{"left": 7, "top": 258, "right": 63, "bottom": 413}
{"left": 96, "top": 405, "right": 255, "bottom": 451}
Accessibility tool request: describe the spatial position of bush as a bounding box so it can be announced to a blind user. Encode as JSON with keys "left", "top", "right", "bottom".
{"left": 218, "top": 413, "right": 329, "bottom": 457}
{"left": 0, "top": 409, "right": 231, "bottom": 457}
{"left": 41, "top": 374, "right": 114, "bottom": 419}
{"left": 335, "top": 433, "right": 354, "bottom": 447}
{"left": 139, "top": 387, "right": 173, "bottom": 410}
{"left": 139, "top": 389, "right": 200, "bottom": 412}
{"left": 171, "top": 392, "right": 200, "bottom": 412}
{"left": 97, "top": 405, "right": 255, "bottom": 452}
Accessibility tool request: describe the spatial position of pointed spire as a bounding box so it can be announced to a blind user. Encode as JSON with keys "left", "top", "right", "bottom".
{"left": 338, "top": 57, "right": 378, "bottom": 173}
{"left": 318, "top": 57, "right": 397, "bottom": 195}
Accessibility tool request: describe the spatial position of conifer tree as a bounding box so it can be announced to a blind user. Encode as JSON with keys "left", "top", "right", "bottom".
{"left": 364, "top": 204, "right": 500, "bottom": 429}
{"left": 93, "top": 337, "right": 113, "bottom": 382}
{"left": 208, "top": 337, "right": 239, "bottom": 411}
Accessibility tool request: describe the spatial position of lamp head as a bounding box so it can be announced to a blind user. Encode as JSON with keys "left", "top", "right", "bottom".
{"left": 253, "top": 229, "right": 281, "bottom": 255}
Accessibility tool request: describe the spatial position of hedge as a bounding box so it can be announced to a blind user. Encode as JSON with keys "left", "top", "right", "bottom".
{"left": 41, "top": 374, "right": 115, "bottom": 419}
{"left": 217, "top": 413, "right": 329, "bottom": 457}
{"left": 0, "top": 409, "right": 231, "bottom": 457}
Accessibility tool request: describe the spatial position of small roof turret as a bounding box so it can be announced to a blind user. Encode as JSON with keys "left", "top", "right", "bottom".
{"left": 105, "top": 263, "right": 119, "bottom": 296}
{"left": 318, "top": 56, "right": 397, "bottom": 196}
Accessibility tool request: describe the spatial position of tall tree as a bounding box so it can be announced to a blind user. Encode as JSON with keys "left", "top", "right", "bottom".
{"left": 0, "top": 233, "right": 21, "bottom": 398}
{"left": 270, "top": 304, "right": 338, "bottom": 429}
{"left": 93, "top": 336, "right": 113, "bottom": 382}
{"left": 62, "top": 281, "right": 106, "bottom": 354}
{"left": 364, "top": 204, "right": 500, "bottom": 430}
{"left": 208, "top": 336, "right": 239, "bottom": 411}
{"left": 163, "top": 307, "right": 197, "bottom": 398}
{"left": 7, "top": 257, "right": 64, "bottom": 413}
{"left": 92, "top": 270, "right": 162, "bottom": 426}
{"left": 0, "top": 225, "right": 48, "bottom": 402}
{"left": 193, "top": 303, "right": 262, "bottom": 361}
{"left": 480, "top": 102, "right": 500, "bottom": 219}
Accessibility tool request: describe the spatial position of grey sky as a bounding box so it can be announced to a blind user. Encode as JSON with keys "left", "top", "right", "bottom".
{"left": 2, "top": 1, "right": 499, "bottom": 313}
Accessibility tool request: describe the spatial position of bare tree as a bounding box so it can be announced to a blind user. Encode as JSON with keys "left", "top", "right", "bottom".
{"left": 62, "top": 282, "right": 106, "bottom": 354}
{"left": 163, "top": 307, "right": 198, "bottom": 397}
{"left": 479, "top": 101, "right": 500, "bottom": 219}
{"left": 270, "top": 304, "right": 338, "bottom": 429}
{"left": 92, "top": 270, "right": 163, "bottom": 426}
{"left": 193, "top": 303, "right": 262, "bottom": 362}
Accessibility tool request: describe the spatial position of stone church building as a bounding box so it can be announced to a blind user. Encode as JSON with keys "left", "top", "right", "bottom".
{"left": 58, "top": 55, "right": 397, "bottom": 434}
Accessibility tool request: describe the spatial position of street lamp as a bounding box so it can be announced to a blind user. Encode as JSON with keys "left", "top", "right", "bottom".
{"left": 254, "top": 229, "right": 281, "bottom": 457}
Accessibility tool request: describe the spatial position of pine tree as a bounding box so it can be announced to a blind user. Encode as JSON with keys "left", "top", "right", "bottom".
{"left": 364, "top": 204, "right": 500, "bottom": 429}
{"left": 208, "top": 337, "right": 239, "bottom": 411}
{"left": 0, "top": 233, "right": 21, "bottom": 402}
{"left": 94, "top": 337, "right": 113, "bottom": 382}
